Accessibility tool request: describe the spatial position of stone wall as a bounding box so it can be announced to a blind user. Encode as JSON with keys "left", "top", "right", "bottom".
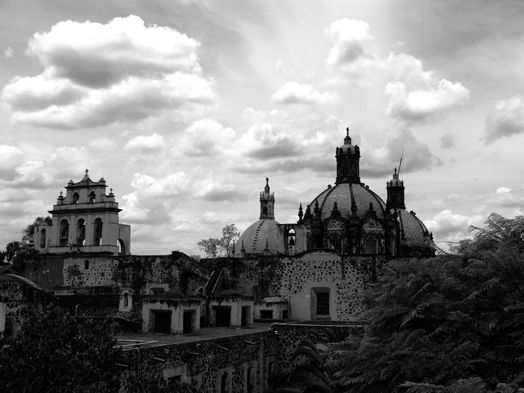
{"left": 120, "top": 322, "right": 364, "bottom": 393}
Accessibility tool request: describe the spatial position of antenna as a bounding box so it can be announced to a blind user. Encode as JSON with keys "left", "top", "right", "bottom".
{"left": 397, "top": 148, "right": 405, "bottom": 176}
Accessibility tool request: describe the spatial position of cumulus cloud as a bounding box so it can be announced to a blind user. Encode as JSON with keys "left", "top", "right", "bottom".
{"left": 426, "top": 209, "right": 483, "bottom": 243}
{"left": 240, "top": 122, "right": 300, "bottom": 159}
{"left": 272, "top": 82, "right": 337, "bottom": 105}
{"left": 485, "top": 96, "right": 524, "bottom": 144}
{"left": 124, "top": 133, "right": 165, "bottom": 152}
{"left": 196, "top": 180, "right": 244, "bottom": 202}
{"left": 4, "top": 46, "right": 14, "bottom": 58}
{"left": 1, "top": 15, "right": 215, "bottom": 129}
{"left": 324, "top": 21, "right": 469, "bottom": 123}
{"left": 0, "top": 145, "right": 24, "bottom": 180}
{"left": 361, "top": 127, "right": 441, "bottom": 177}
{"left": 180, "top": 119, "right": 236, "bottom": 156}
{"left": 324, "top": 19, "right": 376, "bottom": 74}
{"left": 121, "top": 171, "right": 191, "bottom": 224}
{"left": 385, "top": 78, "right": 469, "bottom": 123}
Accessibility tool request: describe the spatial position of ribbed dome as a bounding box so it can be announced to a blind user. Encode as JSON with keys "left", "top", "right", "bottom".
{"left": 235, "top": 219, "right": 285, "bottom": 256}
{"left": 311, "top": 183, "right": 386, "bottom": 220}
{"left": 397, "top": 209, "right": 432, "bottom": 247}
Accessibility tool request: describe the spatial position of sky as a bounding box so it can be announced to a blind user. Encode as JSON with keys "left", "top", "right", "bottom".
{"left": 1, "top": 0, "right": 524, "bottom": 255}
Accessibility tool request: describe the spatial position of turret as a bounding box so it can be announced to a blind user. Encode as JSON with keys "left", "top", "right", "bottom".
{"left": 386, "top": 168, "right": 405, "bottom": 209}
{"left": 259, "top": 177, "right": 275, "bottom": 219}
{"left": 335, "top": 127, "right": 361, "bottom": 184}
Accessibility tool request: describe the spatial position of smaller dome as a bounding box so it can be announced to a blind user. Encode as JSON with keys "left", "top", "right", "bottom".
{"left": 398, "top": 209, "right": 432, "bottom": 248}
{"left": 235, "top": 219, "right": 284, "bottom": 256}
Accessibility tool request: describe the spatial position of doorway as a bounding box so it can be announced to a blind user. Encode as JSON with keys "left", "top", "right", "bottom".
{"left": 241, "top": 306, "right": 250, "bottom": 327}
{"left": 152, "top": 310, "right": 171, "bottom": 333}
{"left": 214, "top": 306, "right": 231, "bottom": 327}
{"left": 183, "top": 310, "right": 194, "bottom": 334}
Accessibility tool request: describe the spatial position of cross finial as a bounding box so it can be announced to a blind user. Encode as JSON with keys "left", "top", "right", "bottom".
{"left": 85, "top": 169, "right": 89, "bottom": 175}
{"left": 346, "top": 126, "right": 349, "bottom": 137}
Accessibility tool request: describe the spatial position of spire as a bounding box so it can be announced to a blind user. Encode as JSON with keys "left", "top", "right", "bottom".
{"left": 264, "top": 177, "right": 270, "bottom": 193}
{"left": 314, "top": 200, "right": 321, "bottom": 218}
{"left": 330, "top": 201, "right": 341, "bottom": 219}
{"left": 304, "top": 204, "right": 312, "bottom": 220}
{"left": 344, "top": 126, "right": 351, "bottom": 145}
{"left": 298, "top": 203, "right": 303, "bottom": 222}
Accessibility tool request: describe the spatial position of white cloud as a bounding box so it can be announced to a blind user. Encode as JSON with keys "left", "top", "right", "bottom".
{"left": 272, "top": 82, "right": 337, "bottom": 105}
{"left": 4, "top": 46, "right": 14, "bottom": 58}
{"left": 385, "top": 78, "right": 469, "bottom": 123}
{"left": 440, "top": 134, "right": 454, "bottom": 149}
{"left": 124, "top": 133, "right": 165, "bottom": 152}
{"left": 496, "top": 187, "right": 511, "bottom": 194}
{"left": 426, "top": 209, "right": 483, "bottom": 242}
{"left": 180, "top": 119, "right": 236, "bottom": 156}
{"left": 0, "top": 145, "right": 24, "bottom": 180}
{"left": 485, "top": 96, "right": 524, "bottom": 144}
{"left": 324, "top": 19, "right": 376, "bottom": 74}
{"left": 1, "top": 15, "right": 215, "bottom": 129}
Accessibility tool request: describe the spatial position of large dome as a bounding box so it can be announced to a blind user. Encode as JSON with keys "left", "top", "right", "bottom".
{"left": 310, "top": 182, "right": 386, "bottom": 220}
{"left": 235, "top": 219, "right": 285, "bottom": 256}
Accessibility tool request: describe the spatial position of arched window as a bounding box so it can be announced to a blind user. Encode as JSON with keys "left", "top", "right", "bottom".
{"left": 40, "top": 228, "right": 46, "bottom": 248}
{"left": 59, "top": 219, "right": 69, "bottom": 247}
{"left": 76, "top": 219, "right": 86, "bottom": 246}
{"left": 93, "top": 218, "right": 103, "bottom": 246}
{"left": 72, "top": 192, "right": 79, "bottom": 204}
{"left": 220, "top": 371, "right": 229, "bottom": 393}
{"left": 88, "top": 191, "right": 96, "bottom": 203}
{"left": 118, "top": 239, "right": 126, "bottom": 255}
{"left": 365, "top": 237, "right": 377, "bottom": 254}
{"left": 123, "top": 292, "right": 129, "bottom": 308}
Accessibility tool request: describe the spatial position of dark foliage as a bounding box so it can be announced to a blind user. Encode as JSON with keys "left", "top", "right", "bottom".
{"left": 329, "top": 214, "right": 524, "bottom": 393}
{"left": 0, "top": 304, "right": 122, "bottom": 393}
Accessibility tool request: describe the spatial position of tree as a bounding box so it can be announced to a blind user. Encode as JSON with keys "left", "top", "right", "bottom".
{"left": 0, "top": 303, "right": 122, "bottom": 393}
{"left": 221, "top": 224, "right": 240, "bottom": 257}
{"left": 197, "top": 237, "right": 223, "bottom": 258}
{"left": 329, "top": 214, "right": 524, "bottom": 393}
{"left": 22, "top": 216, "right": 52, "bottom": 245}
{"left": 197, "top": 224, "right": 240, "bottom": 257}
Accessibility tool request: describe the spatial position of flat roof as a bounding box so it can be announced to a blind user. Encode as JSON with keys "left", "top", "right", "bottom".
{"left": 116, "top": 323, "right": 273, "bottom": 350}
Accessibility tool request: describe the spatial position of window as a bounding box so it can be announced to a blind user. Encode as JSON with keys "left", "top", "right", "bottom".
{"left": 40, "top": 228, "right": 46, "bottom": 248}
{"left": 262, "top": 206, "right": 268, "bottom": 215}
{"left": 88, "top": 191, "right": 95, "bottom": 203}
{"left": 316, "top": 292, "right": 330, "bottom": 315}
{"left": 84, "top": 260, "right": 89, "bottom": 270}
{"left": 59, "top": 219, "right": 69, "bottom": 247}
{"left": 93, "top": 218, "right": 103, "bottom": 246}
{"left": 76, "top": 219, "right": 86, "bottom": 246}
{"left": 365, "top": 237, "right": 377, "bottom": 254}
{"left": 312, "top": 287, "right": 330, "bottom": 318}
{"left": 72, "top": 192, "right": 79, "bottom": 204}
{"left": 220, "top": 371, "right": 230, "bottom": 393}
{"left": 260, "top": 310, "right": 273, "bottom": 319}
{"left": 123, "top": 292, "right": 129, "bottom": 308}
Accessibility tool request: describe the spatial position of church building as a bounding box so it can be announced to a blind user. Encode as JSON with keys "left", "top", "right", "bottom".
{"left": 236, "top": 128, "right": 435, "bottom": 258}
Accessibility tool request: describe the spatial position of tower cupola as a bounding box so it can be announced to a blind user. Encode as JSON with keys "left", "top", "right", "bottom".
{"left": 259, "top": 177, "right": 275, "bottom": 219}
{"left": 386, "top": 168, "right": 405, "bottom": 209}
{"left": 336, "top": 127, "right": 361, "bottom": 184}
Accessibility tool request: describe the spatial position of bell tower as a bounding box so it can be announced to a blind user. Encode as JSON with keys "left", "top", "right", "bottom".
{"left": 335, "top": 127, "right": 361, "bottom": 184}
{"left": 259, "top": 177, "right": 275, "bottom": 219}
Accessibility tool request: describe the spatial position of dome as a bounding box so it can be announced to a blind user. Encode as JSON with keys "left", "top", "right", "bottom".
{"left": 235, "top": 219, "right": 285, "bottom": 256}
{"left": 397, "top": 209, "right": 432, "bottom": 248}
{"left": 311, "top": 182, "right": 386, "bottom": 221}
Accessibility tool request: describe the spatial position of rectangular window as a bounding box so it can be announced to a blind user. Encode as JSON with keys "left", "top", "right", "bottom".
{"left": 316, "top": 292, "right": 330, "bottom": 315}
{"left": 260, "top": 310, "right": 273, "bottom": 319}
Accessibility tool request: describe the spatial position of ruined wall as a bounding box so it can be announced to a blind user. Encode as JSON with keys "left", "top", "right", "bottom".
{"left": 120, "top": 322, "right": 364, "bottom": 393}
{"left": 121, "top": 330, "right": 280, "bottom": 393}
